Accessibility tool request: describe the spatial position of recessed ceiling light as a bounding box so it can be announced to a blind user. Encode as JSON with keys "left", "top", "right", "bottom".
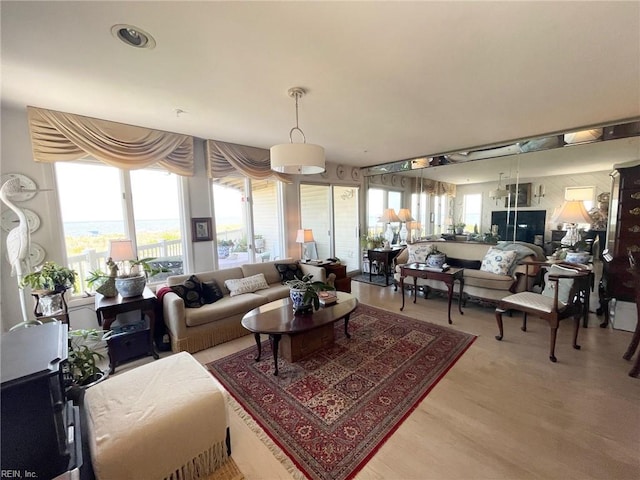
{"left": 111, "top": 24, "right": 156, "bottom": 49}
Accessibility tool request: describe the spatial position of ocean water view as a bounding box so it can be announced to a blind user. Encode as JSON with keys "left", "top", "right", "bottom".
{"left": 63, "top": 219, "right": 179, "bottom": 237}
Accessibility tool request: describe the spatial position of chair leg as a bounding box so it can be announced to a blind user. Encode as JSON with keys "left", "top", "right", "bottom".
{"left": 521, "top": 313, "right": 528, "bottom": 332}
{"left": 549, "top": 327, "right": 558, "bottom": 362}
{"left": 572, "top": 314, "right": 582, "bottom": 351}
{"left": 495, "top": 309, "right": 505, "bottom": 341}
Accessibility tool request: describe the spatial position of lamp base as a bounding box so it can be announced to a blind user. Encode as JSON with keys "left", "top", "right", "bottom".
{"left": 560, "top": 224, "right": 580, "bottom": 247}
{"left": 384, "top": 224, "right": 395, "bottom": 245}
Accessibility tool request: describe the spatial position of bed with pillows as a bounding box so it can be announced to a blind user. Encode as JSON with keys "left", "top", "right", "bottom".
{"left": 160, "top": 259, "right": 325, "bottom": 353}
{"left": 393, "top": 240, "right": 546, "bottom": 305}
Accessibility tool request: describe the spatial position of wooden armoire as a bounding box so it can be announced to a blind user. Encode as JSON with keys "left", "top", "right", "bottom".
{"left": 599, "top": 161, "right": 640, "bottom": 327}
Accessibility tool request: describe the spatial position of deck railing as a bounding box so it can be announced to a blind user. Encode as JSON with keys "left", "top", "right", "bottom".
{"left": 67, "top": 239, "right": 184, "bottom": 292}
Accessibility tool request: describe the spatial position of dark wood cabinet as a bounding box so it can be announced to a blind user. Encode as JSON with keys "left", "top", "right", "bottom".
{"left": 600, "top": 161, "right": 640, "bottom": 326}
{"left": 324, "top": 263, "right": 351, "bottom": 293}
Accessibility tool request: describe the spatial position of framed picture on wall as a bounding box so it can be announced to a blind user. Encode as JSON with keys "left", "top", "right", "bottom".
{"left": 505, "top": 183, "right": 532, "bottom": 208}
{"left": 192, "top": 217, "right": 212, "bottom": 242}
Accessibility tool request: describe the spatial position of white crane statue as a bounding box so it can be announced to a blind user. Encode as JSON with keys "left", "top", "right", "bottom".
{"left": 0, "top": 177, "right": 34, "bottom": 326}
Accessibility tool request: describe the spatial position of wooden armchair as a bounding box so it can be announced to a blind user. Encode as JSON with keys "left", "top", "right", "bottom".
{"left": 495, "top": 261, "right": 591, "bottom": 362}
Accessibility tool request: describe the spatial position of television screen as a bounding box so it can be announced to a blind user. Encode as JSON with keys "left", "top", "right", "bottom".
{"left": 491, "top": 210, "right": 546, "bottom": 245}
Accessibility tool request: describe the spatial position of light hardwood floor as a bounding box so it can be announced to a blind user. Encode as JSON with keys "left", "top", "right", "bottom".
{"left": 120, "top": 281, "right": 640, "bottom": 480}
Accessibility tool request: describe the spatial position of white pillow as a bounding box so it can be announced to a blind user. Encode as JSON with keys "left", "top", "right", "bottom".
{"left": 480, "top": 248, "right": 518, "bottom": 276}
{"left": 541, "top": 264, "right": 580, "bottom": 305}
{"left": 224, "top": 273, "right": 269, "bottom": 297}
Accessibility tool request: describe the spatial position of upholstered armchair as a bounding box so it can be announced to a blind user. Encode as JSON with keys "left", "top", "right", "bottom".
{"left": 495, "top": 261, "right": 591, "bottom": 362}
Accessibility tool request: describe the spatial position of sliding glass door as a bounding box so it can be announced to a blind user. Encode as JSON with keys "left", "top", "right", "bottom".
{"left": 300, "top": 184, "right": 359, "bottom": 272}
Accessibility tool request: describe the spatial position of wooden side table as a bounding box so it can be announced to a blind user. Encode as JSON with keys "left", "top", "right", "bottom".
{"left": 95, "top": 287, "right": 159, "bottom": 373}
{"left": 324, "top": 263, "right": 351, "bottom": 293}
{"left": 399, "top": 263, "right": 464, "bottom": 324}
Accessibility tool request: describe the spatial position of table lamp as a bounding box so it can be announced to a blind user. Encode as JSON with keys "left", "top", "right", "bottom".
{"left": 552, "top": 201, "right": 592, "bottom": 247}
{"left": 379, "top": 208, "right": 400, "bottom": 245}
{"left": 397, "top": 208, "right": 415, "bottom": 244}
{"left": 296, "top": 229, "right": 315, "bottom": 260}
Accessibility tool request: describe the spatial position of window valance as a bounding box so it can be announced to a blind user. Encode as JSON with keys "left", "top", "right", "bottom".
{"left": 27, "top": 106, "right": 194, "bottom": 176}
{"left": 205, "top": 139, "right": 292, "bottom": 183}
{"left": 418, "top": 178, "right": 457, "bottom": 197}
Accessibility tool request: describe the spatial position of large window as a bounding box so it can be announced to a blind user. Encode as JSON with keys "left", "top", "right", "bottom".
{"left": 213, "top": 177, "right": 283, "bottom": 268}
{"left": 462, "top": 193, "right": 482, "bottom": 232}
{"left": 366, "top": 187, "right": 401, "bottom": 237}
{"left": 55, "top": 162, "right": 184, "bottom": 293}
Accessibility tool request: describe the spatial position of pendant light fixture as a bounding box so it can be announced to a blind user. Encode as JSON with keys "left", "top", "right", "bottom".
{"left": 489, "top": 172, "right": 509, "bottom": 204}
{"left": 271, "top": 87, "right": 325, "bottom": 174}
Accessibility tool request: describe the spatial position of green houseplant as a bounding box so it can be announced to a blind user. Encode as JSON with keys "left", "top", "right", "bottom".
{"left": 286, "top": 274, "right": 334, "bottom": 313}
{"left": 21, "top": 262, "right": 77, "bottom": 293}
{"left": 67, "top": 328, "right": 111, "bottom": 387}
{"left": 88, "top": 257, "right": 167, "bottom": 298}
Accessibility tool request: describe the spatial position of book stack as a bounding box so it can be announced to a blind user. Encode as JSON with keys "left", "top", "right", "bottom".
{"left": 318, "top": 290, "right": 338, "bottom": 306}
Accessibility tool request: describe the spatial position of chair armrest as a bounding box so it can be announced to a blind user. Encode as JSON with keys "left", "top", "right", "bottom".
{"left": 163, "top": 291, "right": 187, "bottom": 338}
{"left": 299, "top": 263, "right": 327, "bottom": 282}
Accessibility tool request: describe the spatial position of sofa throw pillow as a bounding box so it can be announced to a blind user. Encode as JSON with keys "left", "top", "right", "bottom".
{"left": 275, "top": 263, "right": 305, "bottom": 284}
{"left": 224, "top": 273, "right": 270, "bottom": 297}
{"left": 202, "top": 280, "right": 224, "bottom": 304}
{"left": 480, "top": 248, "right": 518, "bottom": 276}
{"left": 170, "top": 275, "right": 204, "bottom": 308}
{"left": 541, "top": 264, "right": 580, "bottom": 305}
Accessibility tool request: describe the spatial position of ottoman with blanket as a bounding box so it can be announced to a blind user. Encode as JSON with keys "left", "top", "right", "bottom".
{"left": 84, "top": 352, "right": 230, "bottom": 480}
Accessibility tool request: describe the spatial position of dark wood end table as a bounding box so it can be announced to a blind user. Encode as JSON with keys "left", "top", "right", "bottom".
{"left": 399, "top": 263, "right": 464, "bottom": 324}
{"left": 241, "top": 291, "right": 358, "bottom": 375}
{"left": 367, "top": 247, "right": 405, "bottom": 286}
{"left": 95, "top": 287, "right": 159, "bottom": 373}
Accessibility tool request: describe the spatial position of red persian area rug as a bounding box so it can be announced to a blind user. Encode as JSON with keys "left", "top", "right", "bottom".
{"left": 207, "top": 303, "right": 476, "bottom": 480}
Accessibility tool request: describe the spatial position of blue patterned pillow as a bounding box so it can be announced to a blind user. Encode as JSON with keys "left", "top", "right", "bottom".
{"left": 480, "top": 248, "right": 518, "bottom": 276}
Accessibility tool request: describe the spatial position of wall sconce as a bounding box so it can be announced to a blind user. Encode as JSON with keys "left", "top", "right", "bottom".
{"left": 534, "top": 184, "right": 545, "bottom": 204}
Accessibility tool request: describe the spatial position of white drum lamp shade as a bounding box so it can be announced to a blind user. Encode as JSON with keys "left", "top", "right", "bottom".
{"left": 271, "top": 87, "right": 325, "bottom": 175}
{"left": 270, "top": 143, "right": 325, "bottom": 174}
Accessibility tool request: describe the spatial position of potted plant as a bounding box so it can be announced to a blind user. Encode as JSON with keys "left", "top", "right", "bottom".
{"left": 21, "top": 262, "right": 77, "bottom": 316}
{"left": 67, "top": 328, "right": 111, "bottom": 392}
{"left": 217, "top": 239, "right": 234, "bottom": 259}
{"left": 361, "top": 234, "right": 384, "bottom": 250}
{"left": 426, "top": 244, "right": 447, "bottom": 268}
{"left": 88, "top": 257, "right": 167, "bottom": 298}
{"left": 455, "top": 222, "right": 466, "bottom": 235}
{"left": 285, "top": 273, "right": 334, "bottom": 313}
{"left": 21, "top": 261, "right": 77, "bottom": 294}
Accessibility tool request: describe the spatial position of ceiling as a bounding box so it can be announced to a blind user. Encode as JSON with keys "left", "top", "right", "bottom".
{"left": 2, "top": 1, "right": 639, "bottom": 182}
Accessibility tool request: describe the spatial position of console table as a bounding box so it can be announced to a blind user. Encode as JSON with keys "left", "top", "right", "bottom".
{"left": 95, "top": 287, "right": 159, "bottom": 373}
{"left": 399, "top": 263, "right": 464, "bottom": 324}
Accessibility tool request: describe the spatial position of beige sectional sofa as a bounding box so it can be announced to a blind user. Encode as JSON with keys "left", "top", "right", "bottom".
{"left": 162, "top": 259, "right": 325, "bottom": 353}
{"left": 393, "top": 241, "right": 546, "bottom": 305}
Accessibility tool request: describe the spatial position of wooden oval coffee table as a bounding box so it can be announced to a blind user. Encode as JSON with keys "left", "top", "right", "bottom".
{"left": 241, "top": 291, "right": 358, "bottom": 375}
